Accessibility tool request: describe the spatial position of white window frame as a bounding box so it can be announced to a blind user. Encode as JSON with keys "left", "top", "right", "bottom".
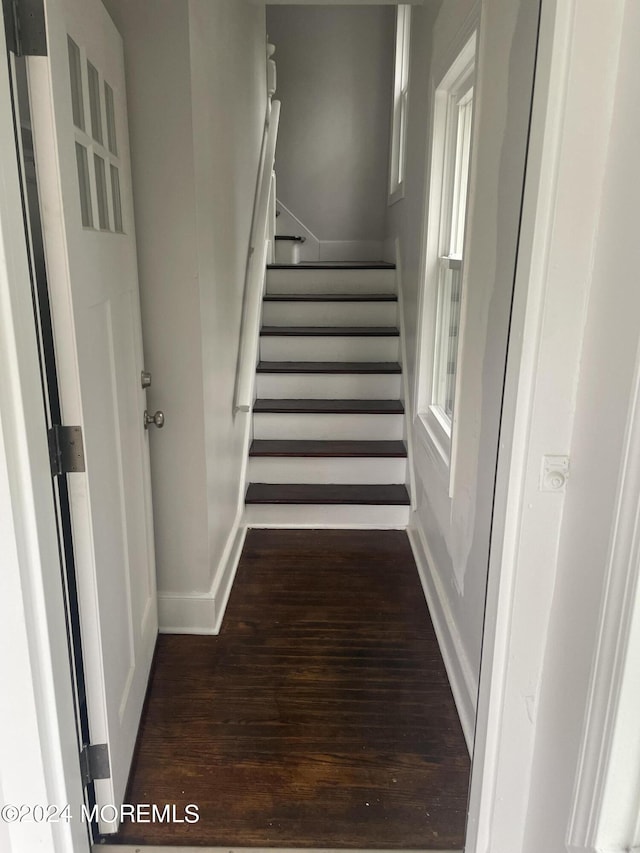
{"left": 388, "top": 4, "right": 411, "bottom": 204}
{"left": 415, "top": 33, "right": 477, "bottom": 488}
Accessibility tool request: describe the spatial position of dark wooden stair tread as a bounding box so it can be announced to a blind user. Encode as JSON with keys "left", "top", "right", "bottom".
{"left": 264, "top": 293, "right": 397, "bottom": 302}
{"left": 274, "top": 235, "right": 305, "bottom": 241}
{"left": 267, "top": 263, "right": 395, "bottom": 270}
{"left": 257, "top": 361, "right": 402, "bottom": 374}
{"left": 250, "top": 440, "right": 407, "bottom": 458}
{"left": 253, "top": 399, "right": 404, "bottom": 414}
{"left": 261, "top": 325, "right": 399, "bottom": 337}
{"left": 245, "top": 483, "right": 410, "bottom": 505}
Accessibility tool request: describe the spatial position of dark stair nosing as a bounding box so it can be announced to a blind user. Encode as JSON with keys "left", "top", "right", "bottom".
{"left": 249, "top": 439, "right": 407, "bottom": 458}
{"left": 245, "top": 483, "right": 410, "bottom": 506}
{"left": 264, "top": 293, "right": 397, "bottom": 302}
{"left": 253, "top": 399, "right": 404, "bottom": 415}
{"left": 274, "top": 235, "right": 305, "bottom": 242}
{"left": 257, "top": 361, "right": 402, "bottom": 374}
{"left": 260, "top": 325, "right": 399, "bottom": 337}
{"left": 267, "top": 263, "right": 396, "bottom": 270}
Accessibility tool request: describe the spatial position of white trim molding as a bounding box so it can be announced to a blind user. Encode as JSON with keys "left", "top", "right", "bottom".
{"left": 393, "top": 238, "right": 418, "bottom": 511}
{"left": 407, "top": 524, "right": 477, "bottom": 752}
{"left": 158, "top": 519, "right": 247, "bottom": 634}
{"left": 568, "top": 338, "right": 640, "bottom": 852}
{"left": 0, "top": 39, "right": 88, "bottom": 853}
{"left": 466, "top": 0, "right": 628, "bottom": 851}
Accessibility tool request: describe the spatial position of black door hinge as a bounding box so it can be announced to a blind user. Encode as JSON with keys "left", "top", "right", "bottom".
{"left": 3, "top": 0, "right": 46, "bottom": 56}
{"left": 79, "top": 743, "right": 110, "bottom": 787}
{"left": 48, "top": 424, "right": 85, "bottom": 477}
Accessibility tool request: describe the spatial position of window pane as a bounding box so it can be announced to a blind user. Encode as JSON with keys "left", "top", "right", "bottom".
{"left": 110, "top": 164, "right": 123, "bottom": 233}
{"left": 94, "top": 154, "right": 110, "bottom": 230}
{"left": 75, "top": 143, "right": 93, "bottom": 227}
{"left": 87, "top": 61, "right": 103, "bottom": 144}
{"left": 444, "top": 267, "right": 462, "bottom": 418}
{"left": 433, "top": 264, "right": 462, "bottom": 419}
{"left": 104, "top": 81, "right": 118, "bottom": 156}
{"left": 449, "top": 90, "right": 473, "bottom": 255}
{"left": 67, "top": 37, "right": 85, "bottom": 131}
{"left": 390, "top": 5, "right": 411, "bottom": 197}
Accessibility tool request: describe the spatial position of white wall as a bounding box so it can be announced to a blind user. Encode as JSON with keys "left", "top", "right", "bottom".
{"left": 266, "top": 4, "right": 394, "bottom": 244}
{"left": 103, "top": 0, "right": 266, "bottom": 630}
{"left": 392, "top": 0, "right": 540, "bottom": 741}
{"left": 520, "top": 1, "right": 640, "bottom": 848}
{"left": 188, "top": 0, "right": 267, "bottom": 625}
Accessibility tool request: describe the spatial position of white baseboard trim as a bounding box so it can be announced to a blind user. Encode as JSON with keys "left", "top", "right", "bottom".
{"left": 158, "top": 592, "right": 217, "bottom": 635}
{"left": 211, "top": 520, "right": 247, "bottom": 633}
{"left": 158, "top": 519, "right": 247, "bottom": 635}
{"left": 407, "top": 522, "right": 477, "bottom": 753}
{"left": 319, "top": 240, "right": 385, "bottom": 262}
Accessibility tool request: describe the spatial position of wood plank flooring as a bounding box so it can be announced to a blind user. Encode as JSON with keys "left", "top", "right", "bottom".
{"left": 111, "top": 530, "right": 470, "bottom": 848}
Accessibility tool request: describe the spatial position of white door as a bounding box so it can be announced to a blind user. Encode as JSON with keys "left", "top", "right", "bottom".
{"left": 26, "top": 0, "right": 158, "bottom": 834}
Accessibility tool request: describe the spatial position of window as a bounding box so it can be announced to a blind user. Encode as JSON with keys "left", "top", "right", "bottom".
{"left": 416, "top": 34, "right": 476, "bottom": 477}
{"left": 433, "top": 78, "right": 473, "bottom": 420}
{"left": 66, "top": 37, "right": 123, "bottom": 233}
{"left": 389, "top": 5, "right": 411, "bottom": 202}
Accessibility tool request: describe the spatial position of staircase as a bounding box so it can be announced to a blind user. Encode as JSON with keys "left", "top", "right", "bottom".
{"left": 243, "top": 263, "right": 411, "bottom": 527}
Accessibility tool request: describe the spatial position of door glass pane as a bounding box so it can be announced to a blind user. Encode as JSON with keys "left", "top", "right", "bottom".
{"left": 75, "top": 142, "right": 93, "bottom": 227}
{"left": 110, "top": 164, "right": 123, "bottom": 233}
{"left": 67, "top": 37, "right": 85, "bottom": 131}
{"left": 87, "top": 61, "right": 103, "bottom": 144}
{"left": 94, "top": 154, "right": 110, "bottom": 230}
{"left": 104, "top": 81, "right": 118, "bottom": 155}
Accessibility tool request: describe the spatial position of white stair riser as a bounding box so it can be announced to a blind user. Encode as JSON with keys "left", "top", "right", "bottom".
{"left": 266, "top": 268, "right": 396, "bottom": 294}
{"left": 253, "top": 412, "right": 404, "bottom": 440}
{"left": 260, "top": 336, "right": 399, "bottom": 362}
{"left": 262, "top": 301, "right": 397, "bottom": 327}
{"left": 248, "top": 457, "right": 406, "bottom": 484}
{"left": 243, "top": 503, "right": 410, "bottom": 528}
{"left": 256, "top": 373, "right": 401, "bottom": 399}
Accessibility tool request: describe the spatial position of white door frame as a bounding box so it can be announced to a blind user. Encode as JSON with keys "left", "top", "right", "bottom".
{"left": 465, "top": 0, "right": 629, "bottom": 850}
{"left": 0, "top": 2, "right": 632, "bottom": 853}
{"left": 0, "top": 22, "right": 89, "bottom": 853}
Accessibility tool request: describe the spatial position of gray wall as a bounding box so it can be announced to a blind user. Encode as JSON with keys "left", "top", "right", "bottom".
{"left": 102, "top": 0, "right": 266, "bottom": 627}
{"left": 267, "top": 4, "right": 394, "bottom": 242}
{"left": 386, "top": 0, "right": 540, "bottom": 737}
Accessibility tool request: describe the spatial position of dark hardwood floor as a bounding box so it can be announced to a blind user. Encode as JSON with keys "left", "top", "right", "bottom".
{"left": 112, "top": 529, "right": 470, "bottom": 848}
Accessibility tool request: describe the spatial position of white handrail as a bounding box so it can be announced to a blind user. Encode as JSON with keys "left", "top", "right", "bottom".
{"left": 234, "top": 99, "right": 281, "bottom": 413}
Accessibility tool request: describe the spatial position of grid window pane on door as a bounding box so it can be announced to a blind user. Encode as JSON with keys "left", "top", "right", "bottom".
{"left": 432, "top": 80, "right": 474, "bottom": 422}
{"left": 66, "top": 37, "right": 124, "bottom": 234}
{"left": 87, "top": 61, "right": 103, "bottom": 145}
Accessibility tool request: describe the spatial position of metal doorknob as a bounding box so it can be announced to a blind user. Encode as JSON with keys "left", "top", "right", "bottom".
{"left": 144, "top": 410, "right": 165, "bottom": 429}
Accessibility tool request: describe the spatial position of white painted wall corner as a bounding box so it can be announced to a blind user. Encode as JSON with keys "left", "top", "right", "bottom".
{"left": 158, "top": 518, "right": 247, "bottom": 634}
